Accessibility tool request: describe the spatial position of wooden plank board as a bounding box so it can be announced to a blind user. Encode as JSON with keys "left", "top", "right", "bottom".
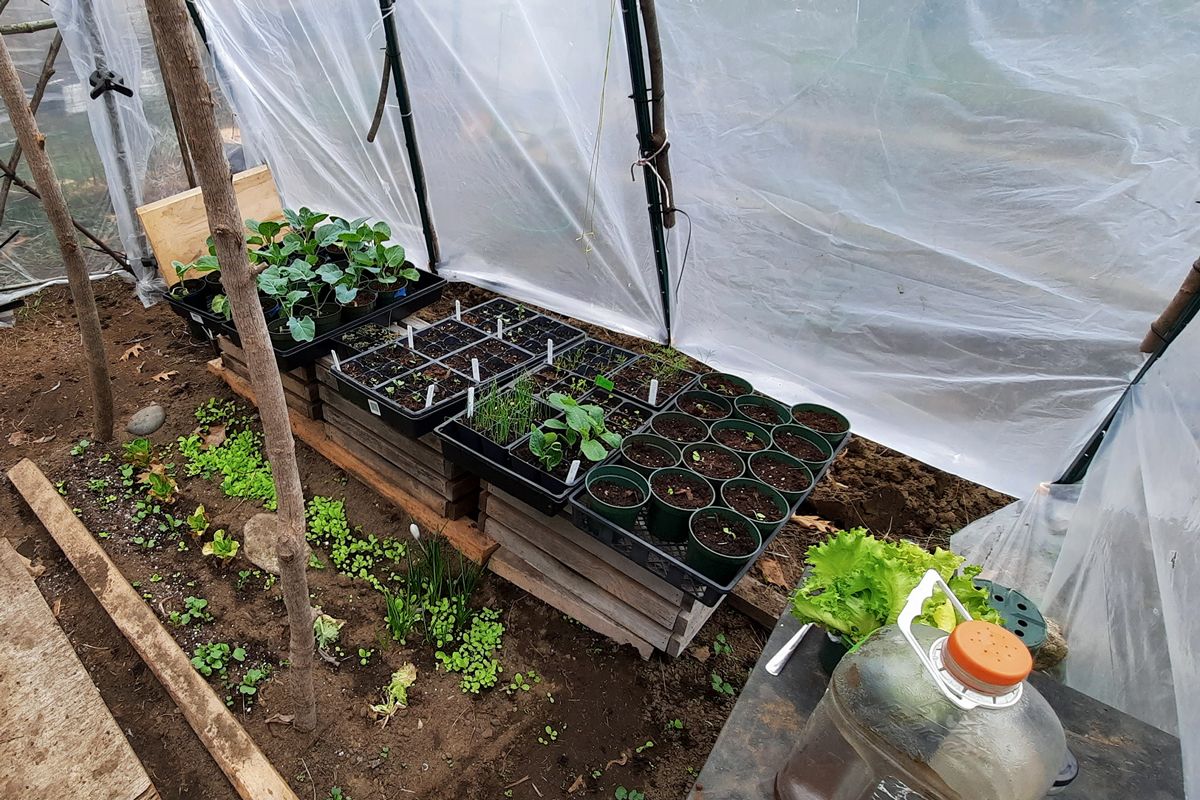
{"left": 666, "top": 596, "right": 723, "bottom": 657}
{"left": 323, "top": 404, "right": 478, "bottom": 500}
{"left": 220, "top": 346, "right": 320, "bottom": 401}
{"left": 728, "top": 575, "right": 787, "bottom": 629}
{"left": 484, "top": 516, "right": 672, "bottom": 652}
{"left": 221, "top": 336, "right": 316, "bottom": 383}
{"left": 138, "top": 165, "right": 283, "bottom": 284}
{"left": 6, "top": 459, "right": 298, "bottom": 800}
{"left": 323, "top": 420, "right": 477, "bottom": 519}
{"left": 485, "top": 492, "right": 682, "bottom": 630}
{"left": 207, "top": 358, "right": 497, "bottom": 563}
{"left": 316, "top": 383, "right": 456, "bottom": 470}
{"left": 220, "top": 355, "right": 322, "bottom": 418}
{"left": 488, "top": 546, "right": 655, "bottom": 660}
{"left": 0, "top": 538, "right": 160, "bottom": 800}
{"left": 486, "top": 486, "right": 687, "bottom": 606}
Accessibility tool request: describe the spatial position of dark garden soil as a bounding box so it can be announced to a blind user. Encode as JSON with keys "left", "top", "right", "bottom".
{"left": 686, "top": 448, "right": 742, "bottom": 480}
{"left": 697, "top": 375, "right": 750, "bottom": 398}
{"left": 724, "top": 485, "right": 785, "bottom": 522}
{"left": 773, "top": 431, "right": 827, "bottom": 463}
{"left": 650, "top": 473, "right": 713, "bottom": 509}
{"left": 676, "top": 396, "right": 728, "bottom": 420}
{"left": 612, "top": 359, "right": 693, "bottom": 406}
{"left": 738, "top": 403, "right": 786, "bottom": 427}
{"left": 623, "top": 442, "right": 676, "bottom": 471}
{"left": 792, "top": 409, "right": 847, "bottom": 434}
{"left": 713, "top": 427, "right": 768, "bottom": 452}
{"left": 1, "top": 279, "right": 1010, "bottom": 800}
{"left": 691, "top": 513, "right": 757, "bottom": 556}
{"left": 651, "top": 415, "right": 707, "bottom": 444}
{"left": 589, "top": 479, "right": 644, "bottom": 508}
{"left": 750, "top": 455, "right": 812, "bottom": 494}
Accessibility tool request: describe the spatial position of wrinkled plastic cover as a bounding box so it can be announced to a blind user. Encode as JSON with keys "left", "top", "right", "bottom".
{"left": 659, "top": 0, "right": 1200, "bottom": 497}
{"left": 952, "top": 317, "right": 1200, "bottom": 794}
{"left": 193, "top": 0, "right": 664, "bottom": 339}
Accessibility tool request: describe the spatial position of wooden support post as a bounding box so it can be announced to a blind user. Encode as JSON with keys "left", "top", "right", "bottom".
{"left": 143, "top": 0, "right": 317, "bottom": 730}
{"left": 0, "top": 31, "right": 115, "bottom": 440}
{"left": 6, "top": 459, "right": 299, "bottom": 800}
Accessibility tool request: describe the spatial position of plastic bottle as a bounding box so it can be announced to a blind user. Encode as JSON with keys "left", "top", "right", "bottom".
{"left": 775, "top": 571, "right": 1067, "bottom": 800}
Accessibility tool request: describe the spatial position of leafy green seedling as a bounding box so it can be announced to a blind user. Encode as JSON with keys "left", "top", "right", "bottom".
{"left": 326, "top": 788, "right": 352, "bottom": 800}
{"left": 713, "top": 633, "right": 733, "bottom": 657}
{"left": 144, "top": 471, "right": 178, "bottom": 503}
{"left": 171, "top": 596, "right": 215, "bottom": 626}
{"left": 368, "top": 664, "right": 417, "bottom": 721}
{"left": 70, "top": 439, "right": 91, "bottom": 456}
{"left": 538, "top": 725, "right": 559, "bottom": 745}
{"left": 711, "top": 673, "right": 735, "bottom": 696}
{"left": 667, "top": 718, "right": 683, "bottom": 730}
{"left": 202, "top": 530, "right": 240, "bottom": 564}
{"left": 358, "top": 648, "right": 374, "bottom": 666}
{"left": 636, "top": 739, "right": 654, "bottom": 754}
{"left": 615, "top": 788, "right": 645, "bottom": 800}
{"left": 123, "top": 437, "right": 155, "bottom": 468}
{"left": 187, "top": 505, "right": 210, "bottom": 539}
{"left": 313, "top": 613, "right": 345, "bottom": 650}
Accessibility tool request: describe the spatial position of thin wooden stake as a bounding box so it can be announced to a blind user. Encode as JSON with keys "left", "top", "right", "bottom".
{"left": 0, "top": 31, "right": 61, "bottom": 225}
{"left": 0, "top": 31, "right": 114, "bottom": 440}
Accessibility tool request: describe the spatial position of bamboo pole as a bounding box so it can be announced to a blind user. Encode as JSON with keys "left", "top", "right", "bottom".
{"left": 0, "top": 31, "right": 114, "bottom": 441}
{"left": 142, "top": 0, "right": 316, "bottom": 731}
{"left": 0, "top": 31, "right": 62, "bottom": 224}
{"left": 1140, "top": 257, "right": 1200, "bottom": 353}
{"left": 637, "top": 0, "right": 675, "bottom": 228}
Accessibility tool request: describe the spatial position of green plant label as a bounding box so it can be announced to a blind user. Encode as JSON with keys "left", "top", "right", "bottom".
{"left": 595, "top": 375, "right": 614, "bottom": 391}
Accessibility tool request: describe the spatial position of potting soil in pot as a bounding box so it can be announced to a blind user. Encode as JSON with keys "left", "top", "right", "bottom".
{"left": 725, "top": 483, "right": 786, "bottom": 522}
{"left": 653, "top": 415, "right": 707, "bottom": 443}
{"left": 699, "top": 375, "right": 751, "bottom": 397}
{"left": 753, "top": 457, "right": 812, "bottom": 493}
{"left": 651, "top": 472, "right": 712, "bottom": 508}
{"left": 677, "top": 396, "right": 728, "bottom": 419}
{"left": 589, "top": 479, "right": 645, "bottom": 507}
{"left": 625, "top": 442, "right": 676, "bottom": 470}
{"left": 606, "top": 404, "right": 651, "bottom": 436}
{"left": 793, "top": 408, "right": 848, "bottom": 434}
{"left": 740, "top": 403, "right": 787, "bottom": 426}
{"left": 690, "top": 449, "right": 742, "bottom": 479}
{"left": 691, "top": 513, "right": 757, "bottom": 556}
{"left": 339, "top": 323, "right": 398, "bottom": 353}
{"left": 713, "top": 427, "right": 768, "bottom": 452}
{"left": 774, "top": 431, "right": 828, "bottom": 462}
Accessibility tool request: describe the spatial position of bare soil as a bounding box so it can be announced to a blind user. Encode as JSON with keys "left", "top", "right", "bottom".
{"left": 0, "top": 279, "right": 1011, "bottom": 800}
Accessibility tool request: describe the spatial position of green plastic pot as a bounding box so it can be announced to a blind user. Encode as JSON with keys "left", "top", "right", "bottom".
{"left": 720, "top": 478, "right": 790, "bottom": 536}
{"left": 585, "top": 466, "right": 649, "bottom": 530}
{"left": 733, "top": 394, "right": 791, "bottom": 427}
{"left": 619, "top": 434, "right": 681, "bottom": 478}
{"left": 681, "top": 441, "right": 745, "bottom": 492}
{"left": 697, "top": 372, "right": 753, "bottom": 398}
{"left": 747, "top": 449, "right": 814, "bottom": 506}
{"left": 685, "top": 507, "right": 762, "bottom": 585}
{"left": 649, "top": 411, "right": 709, "bottom": 445}
{"left": 339, "top": 290, "right": 378, "bottom": 322}
{"left": 306, "top": 302, "right": 343, "bottom": 336}
{"left": 647, "top": 467, "right": 714, "bottom": 543}
{"left": 789, "top": 402, "right": 850, "bottom": 447}
{"left": 672, "top": 390, "right": 732, "bottom": 421}
{"left": 771, "top": 423, "right": 833, "bottom": 471}
{"left": 708, "top": 418, "right": 771, "bottom": 454}
{"left": 267, "top": 317, "right": 297, "bottom": 347}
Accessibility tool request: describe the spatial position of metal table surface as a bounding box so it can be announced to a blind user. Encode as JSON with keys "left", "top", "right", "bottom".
{"left": 690, "top": 612, "right": 1183, "bottom": 800}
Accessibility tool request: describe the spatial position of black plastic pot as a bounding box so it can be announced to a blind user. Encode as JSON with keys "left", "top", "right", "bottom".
{"left": 720, "top": 478, "right": 789, "bottom": 536}
{"left": 368, "top": 279, "right": 406, "bottom": 303}
{"left": 585, "top": 465, "right": 649, "bottom": 530}
{"left": 733, "top": 394, "right": 791, "bottom": 427}
{"left": 203, "top": 271, "right": 224, "bottom": 293}
{"left": 619, "top": 433, "right": 681, "bottom": 477}
{"left": 685, "top": 507, "right": 762, "bottom": 585}
{"left": 790, "top": 402, "right": 851, "bottom": 448}
{"left": 267, "top": 317, "right": 296, "bottom": 347}
{"left": 169, "top": 278, "right": 208, "bottom": 305}
{"left": 339, "top": 290, "right": 378, "bottom": 322}
{"left": 647, "top": 467, "right": 714, "bottom": 543}
{"left": 819, "top": 630, "right": 850, "bottom": 675}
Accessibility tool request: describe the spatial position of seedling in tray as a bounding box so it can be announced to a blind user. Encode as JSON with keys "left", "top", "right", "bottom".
{"left": 467, "top": 376, "right": 552, "bottom": 448}
{"left": 337, "top": 323, "right": 398, "bottom": 354}
{"left": 413, "top": 319, "right": 486, "bottom": 359}
{"left": 504, "top": 316, "right": 583, "bottom": 353}
{"left": 460, "top": 298, "right": 537, "bottom": 333}
{"left": 383, "top": 365, "right": 471, "bottom": 411}
{"left": 558, "top": 340, "right": 636, "bottom": 380}
{"left": 612, "top": 355, "right": 698, "bottom": 407}
{"left": 442, "top": 338, "right": 532, "bottom": 382}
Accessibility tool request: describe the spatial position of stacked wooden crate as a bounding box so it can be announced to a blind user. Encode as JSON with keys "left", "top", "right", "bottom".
{"left": 216, "top": 336, "right": 322, "bottom": 420}
{"left": 480, "top": 484, "right": 721, "bottom": 659}
{"left": 314, "top": 358, "right": 480, "bottom": 520}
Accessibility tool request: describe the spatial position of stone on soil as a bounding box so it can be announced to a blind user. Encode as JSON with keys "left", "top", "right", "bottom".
{"left": 126, "top": 404, "right": 165, "bottom": 435}
{"left": 243, "top": 512, "right": 281, "bottom": 574}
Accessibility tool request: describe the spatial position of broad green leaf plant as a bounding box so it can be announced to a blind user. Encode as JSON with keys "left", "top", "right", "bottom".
{"left": 543, "top": 392, "right": 622, "bottom": 462}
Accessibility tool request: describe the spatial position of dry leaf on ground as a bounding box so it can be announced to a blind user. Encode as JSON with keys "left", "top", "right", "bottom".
{"left": 689, "top": 646, "right": 710, "bottom": 663}
{"left": 151, "top": 370, "right": 179, "bottom": 383}
{"left": 202, "top": 422, "right": 226, "bottom": 449}
{"left": 8, "top": 431, "right": 26, "bottom": 446}
{"left": 791, "top": 514, "right": 838, "bottom": 535}
{"left": 121, "top": 343, "right": 145, "bottom": 361}
{"left": 760, "top": 558, "right": 789, "bottom": 589}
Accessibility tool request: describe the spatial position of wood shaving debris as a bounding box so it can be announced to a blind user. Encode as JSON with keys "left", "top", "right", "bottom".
{"left": 568, "top": 775, "right": 586, "bottom": 793}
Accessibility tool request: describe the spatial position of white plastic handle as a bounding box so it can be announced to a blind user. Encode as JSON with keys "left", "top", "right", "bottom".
{"left": 898, "top": 570, "right": 978, "bottom": 711}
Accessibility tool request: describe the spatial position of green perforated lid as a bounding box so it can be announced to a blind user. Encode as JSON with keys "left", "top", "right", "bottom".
{"left": 975, "top": 578, "right": 1048, "bottom": 654}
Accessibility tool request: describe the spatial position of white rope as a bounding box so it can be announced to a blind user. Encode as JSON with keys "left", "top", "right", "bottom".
{"left": 631, "top": 131, "right": 671, "bottom": 212}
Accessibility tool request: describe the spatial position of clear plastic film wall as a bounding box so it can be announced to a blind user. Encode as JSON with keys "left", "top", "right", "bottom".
{"left": 659, "top": 0, "right": 1200, "bottom": 497}
{"left": 953, "top": 314, "right": 1200, "bottom": 797}
{"left": 192, "top": 0, "right": 665, "bottom": 340}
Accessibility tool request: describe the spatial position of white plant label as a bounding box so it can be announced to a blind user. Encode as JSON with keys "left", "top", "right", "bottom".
{"left": 425, "top": 384, "right": 436, "bottom": 408}
{"left": 368, "top": 399, "right": 381, "bottom": 416}
{"left": 546, "top": 339, "right": 554, "bottom": 365}
{"left": 471, "top": 357, "right": 481, "bottom": 382}
{"left": 454, "top": 300, "right": 462, "bottom": 321}
{"left": 496, "top": 318, "right": 504, "bottom": 338}
{"left": 467, "top": 387, "right": 475, "bottom": 417}
{"left": 190, "top": 312, "right": 203, "bottom": 323}
{"left": 566, "top": 460, "right": 581, "bottom": 484}
{"left": 648, "top": 378, "right": 660, "bottom": 405}
{"left": 331, "top": 351, "right": 341, "bottom": 370}
{"left": 407, "top": 325, "right": 415, "bottom": 348}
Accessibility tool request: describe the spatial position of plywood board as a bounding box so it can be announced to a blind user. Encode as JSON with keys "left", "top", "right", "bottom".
{"left": 138, "top": 165, "right": 283, "bottom": 284}
{"left": 6, "top": 460, "right": 298, "bottom": 800}
{"left": 0, "top": 538, "right": 160, "bottom": 800}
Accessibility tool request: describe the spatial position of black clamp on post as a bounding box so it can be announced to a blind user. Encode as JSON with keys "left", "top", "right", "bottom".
{"left": 88, "top": 69, "right": 133, "bottom": 100}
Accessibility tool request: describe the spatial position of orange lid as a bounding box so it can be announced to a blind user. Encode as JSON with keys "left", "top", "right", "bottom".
{"left": 945, "top": 620, "right": 1032, "bottom": 689}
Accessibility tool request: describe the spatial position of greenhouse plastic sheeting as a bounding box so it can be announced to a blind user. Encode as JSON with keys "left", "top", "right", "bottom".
{"left": 192, "top": 0, "right": 664, "bottom": 340}
{"left": 658, "top": 0, "right": 1200, "bottom": 497}
{"left": 952, "top": 318, "right": 1200, "bottom": 795}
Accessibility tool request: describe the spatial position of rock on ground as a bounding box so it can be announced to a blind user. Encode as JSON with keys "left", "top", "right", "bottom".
{"left": 242, "top": 512, "right": 281, "bottom": 574}
{"left": 126, "top": 404, "right": 166, "bottom": 435}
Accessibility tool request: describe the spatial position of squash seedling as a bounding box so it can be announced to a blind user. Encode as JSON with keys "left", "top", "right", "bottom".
{"left": 202, "top": 530, "right": 240, "bottom": 565}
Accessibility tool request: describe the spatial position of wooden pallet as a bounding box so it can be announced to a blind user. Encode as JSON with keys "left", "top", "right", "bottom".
{"left": 217, "top": 336, "right": 322, "bottom": 420}
{"left": 0, "top": 538, "right": 162, "bottom": 800}
{"left": 315, "top": 358, "right": 480, "bottom": 520}
{"left": 481, "top": 484, "right": 721, "bottom": 659}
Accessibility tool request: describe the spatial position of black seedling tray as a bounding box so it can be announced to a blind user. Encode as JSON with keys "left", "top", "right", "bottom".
{"left": 608, "top": 354, "right": 699, "bottom": 409}
{"left": 166, "top": 269, "right": 446, "bottom": 371}
{"left": 162, "top": 289, "right": 227, "bottom": 344}
{"left": 555, "top": 339, "right": 641, "bottom": 380}
{"left": 332, "top": 322, "right": 403, "bottom": 358}
{"left": 567, "top": 404, "right": 849, "bottom": 605}
{"left": 503, "top": 315, "right": 586, "bottom": 355}
{"left": 459, "top": 297, "right": 540, "bottom": 334}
